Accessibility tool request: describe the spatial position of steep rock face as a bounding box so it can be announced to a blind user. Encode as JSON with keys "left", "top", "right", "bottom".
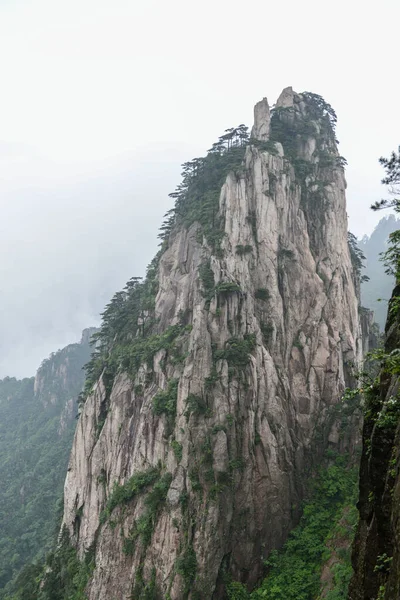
{"left": 251, "top": 98, "right": 270, "bottom": 141}
{"left": 34, "top": 327, "right": 97, "bottom": 409}
{"left": 63, "top": 90, "right": 362, "bottom": 599}
{"left": 349, "top": 286, "right": 400, "bottom": 600}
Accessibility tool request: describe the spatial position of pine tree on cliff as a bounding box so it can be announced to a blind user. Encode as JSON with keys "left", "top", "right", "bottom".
{"left": 371, "top": 147, "right": 400, "bottom": 280}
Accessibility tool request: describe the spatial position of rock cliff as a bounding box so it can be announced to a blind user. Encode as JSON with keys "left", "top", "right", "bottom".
{"left": 349, "top": 285, "right": 400, "bottom": 600}
{"left": 62, "top": 88, "right": 363, "bottom": 599}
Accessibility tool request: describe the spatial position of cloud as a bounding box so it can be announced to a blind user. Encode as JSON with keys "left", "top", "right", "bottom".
{"left": 0, "top": 0, "right": 399, "bottom": 376}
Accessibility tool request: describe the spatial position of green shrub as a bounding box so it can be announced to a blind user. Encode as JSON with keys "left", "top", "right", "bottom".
{"left": 212, "top": 424, "right": 227, "bottom": 434}
{"left": 199, "top": 261, "right": 215, "bottom": 308}
{"left": 236, "top": 245, "right": 253, "bottom": 256}
{"left": 229, "top": 458, "right": 245, "bottom": 472}
{"left": 215, "top": 334, "right": 256, "bottom": 369}
{"left": 171, "top": 439, "right": 183, "bottom": 462}
{"left": 226, "top": 414, "right": 235, "bottom": 426}
{"left": 35, "top": 527, "right": 95, "bottom": 600}
{"left": 279, "top": 248, "right": 295, "bottom": 260}
{"left": 227, "top": 581, "right": 250, "bottom": 600}
{"left": 189, "top": 468, "right": 202, "bottom": 492}
{"left": 255, "top": 288, "right": 270, "bottom": 301}
{"left": 200, "top": 438, "right": 213, "bottom": 467}
{"left": 176, "top": 546, "right": 197, "bottom": 593}
{"left": 250, "top": 455, "right": 358, "bottom": 600}
{"left": 122, "top": 473, "right": 172, "bottom": 553}
{"left": 152, "top": 379, "right": 179, "bottom": 435}
{"left": 246, "top": 211, "right": 258, "bottom": 243}
{"left": 204, "top": 367, "right": 219, "bottom": 391}
{"left": 250, "top": 139, "right": 279, "bottom": 155}
{"left": 185, "top": 393, "right": 207, "bottom": 416}
{"left": 215, "top": 282, "right": 242, "bottom": 295}
{"left": 101, "top": 466, "right": 160, "bottom": 521}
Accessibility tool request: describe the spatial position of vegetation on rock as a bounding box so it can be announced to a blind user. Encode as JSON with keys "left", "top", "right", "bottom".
{"left": 227, "top": 454, "right": 358, "bottom": 600}
{"left": 0, "top": 336, "right": 93, "bottom": 598}
{"left": 349, "top": 146, "right": 400, "bottom": 600}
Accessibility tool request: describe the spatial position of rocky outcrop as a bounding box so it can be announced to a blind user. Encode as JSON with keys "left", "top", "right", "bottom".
{"left": 62, "top": 89, "right": 363, "bottom": 599}
{"left": 34, "top": 327, "right": 97, "bottom": 409}
{"left": 349, "top": 286, "right": 400, "bottom": 600}
{"left": 251, "top": 98, "right": 270, "bottom": 141}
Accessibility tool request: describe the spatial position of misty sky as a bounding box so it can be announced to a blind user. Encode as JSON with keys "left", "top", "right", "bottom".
{"left": 0, "top": 0, "right": 399, "bottom": 377}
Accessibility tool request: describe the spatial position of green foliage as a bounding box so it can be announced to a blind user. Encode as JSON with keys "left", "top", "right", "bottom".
{"left": 215, "top": 334, "right": 256, "bottom": 369}
{"left": 250, "top": 455, "right": 358, "bottom": 600}
{"left": 324, "top": 558, "right": 354, "bottom": 600}
{"left": 269, "top": 93, "right": 344, "bottom": 200}
{"left": 200, "top": 437, "right": 213, "bottom": 467}
{"left": 43, "top": 529, "right": 95, "bottom": 600}
{"left": 375, "top": 395, "right": 400, "bottom": 430}
{"left": 255, "top": 288, "right": 270, "bottom": 301}
{"left": 132, "top": 567, "right": 157, "bottom": 600}
{"left": 249, "top": 139, "right": 279, "bottom": 155}
{"left": 188, "top": 468, "right": 202, "bottom": 492}
{"left": 171, "top": 440, "right": 183, "bottom": 462}
{"left": 101, "top": 466, "right": 160, "bottom": 522}
{"left": 381, "top": 229, "right": 400, "bottom": 280}
{"left": 371, "top": 146, "right": 400, "bottom": 213}
{"left": 377, "top": 584, "right": 387, "bottom": 600}
{"left": 204, "top": 367, "right": 219, "bottom": 391}
{"left": 160, "top": 125, "right": 249, "bottom": 254}
{"left": 301, "top": 92, "right": 337, "bottom": 133}
{"left": 227, "top": 581, "right": 250, "bottom": 600}
{"left": 279, "top": 248, "right": 295, "bottom": 260}
{"left": 81, "top": 258, "right": 162, "bottom": 398}
{"left": 370, "top": 147, "right": 400, "bottom": 281}
{"left": 374, "top": 553, "right": 393, "bottom": 573}
{"left": 229, "top": 458, "right": 245, "bottom": 472}
{"left": 0, "top": 337, "right": 92, "bottom": 596}
{"left": 291, "top": 158, "right": 314, "bottom": 180}
{"left": 152, "top": 379, "right": 179, "bottom": 416}
{"left": 348, "top": 232, "right": 367, "bottom": 281}
{"left": 185, "top": 393, "right": 207, "bottom": 416}
{"left": 123, "top": 473, "right": 173, "bottom": 553}
{"left": 247, "top": 211, "right": 258, "bottom": 243}
{"left": 347, "top": 343, "right": 400, "bottom": 431}
{"left": 176, "top": 546, "right": 197, "bottom": 594}
{"left": 199, "top": 260, "right": 215, "bottom": 307}
{"left": 226, "top": 414, "right": 235, "bottom": 426}
{"left": 212, "top": 424, "right": 227, "bottom": 434}
{"left": 2, "top": 563, "right": 42, "bottom": 600}
{"left": 236, "top": 245, "right": 253, "bottom": 256}
{"left": 152, "top": 379, "right": 179, "bottom": 434}
{"left": 260, "top": 323, "right": 274, "bottom": 344}
{"left": 12, "top": 527, "right": 95, "bottom": 600}
{"left": 215, "top": 281, "right": 242, "bottom": 295}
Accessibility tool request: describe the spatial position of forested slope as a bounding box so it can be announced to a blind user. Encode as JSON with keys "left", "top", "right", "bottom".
{"left": 0, "top": 329, "right": 95, "bottom": 597}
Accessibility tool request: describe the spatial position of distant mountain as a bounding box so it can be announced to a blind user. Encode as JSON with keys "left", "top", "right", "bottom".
{"left": 360, "top": 215, "right": 400, "bottom": 329}
{"left": 0, "top": 328, "right": 96, "bottom": 596}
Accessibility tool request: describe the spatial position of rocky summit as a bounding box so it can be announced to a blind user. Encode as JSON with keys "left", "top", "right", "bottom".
{"left": 61, "top": 88, "right": 364, "bottom": 599}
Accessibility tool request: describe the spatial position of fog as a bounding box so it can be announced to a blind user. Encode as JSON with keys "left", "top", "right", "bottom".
{"left": 0, "top": 0, "right": 399, "bottom": 377}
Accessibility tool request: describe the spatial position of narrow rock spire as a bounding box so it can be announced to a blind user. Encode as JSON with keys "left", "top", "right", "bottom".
{"left": 251, "top": 97, "right": 270, "bottom": 141}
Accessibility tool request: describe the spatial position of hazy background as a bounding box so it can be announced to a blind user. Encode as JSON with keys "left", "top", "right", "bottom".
{"left": 0, "top": 0, "right": 399, "bottom": 377}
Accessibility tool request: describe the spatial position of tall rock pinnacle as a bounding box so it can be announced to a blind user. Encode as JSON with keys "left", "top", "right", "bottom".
{"left": 251, "top": 97, "right": 270, "bottom": 141}
{"left": 62, "top": 88, "right": 362, "bottom": 599}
